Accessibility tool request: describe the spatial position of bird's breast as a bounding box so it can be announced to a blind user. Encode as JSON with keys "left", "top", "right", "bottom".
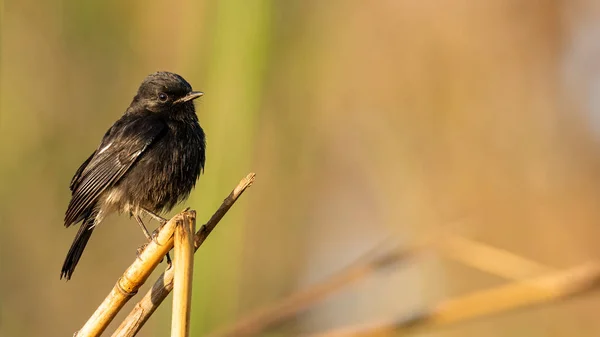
{"left": 112, "top": 120, "right": 206, "bottom": 214}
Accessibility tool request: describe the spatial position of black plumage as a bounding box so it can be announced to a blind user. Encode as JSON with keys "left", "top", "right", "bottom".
{"left": 61, "top": 71, "right": 206, "bottom": 280}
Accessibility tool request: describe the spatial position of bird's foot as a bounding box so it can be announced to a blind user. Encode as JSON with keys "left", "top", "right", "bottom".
{"left": 151, "top": 228, "right": 162, "bottom": 246}
{"left": 137, "top": 241, "right": 171, "bottom": 265}
{"left": 155, "top": 217, "right": 168, "bottom": 230}
{"left": 136, "top": 242, "right": 149, "bottom": 260}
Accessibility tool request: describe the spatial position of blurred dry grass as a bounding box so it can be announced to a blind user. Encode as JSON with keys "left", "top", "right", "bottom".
{"left": 3, "top": 0, "right": 600, "bottom": 336}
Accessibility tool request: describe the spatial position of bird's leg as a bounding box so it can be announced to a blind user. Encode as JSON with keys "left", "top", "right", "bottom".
{"left": 138, "top": 209, "right": 172, "bottom": 266}
{"left": 133, "top": 213, "right": 152, "bottom": 260}
{"left": 133, "top": 213, "right": 153, "bottom": 239}
{"left": 141, "top": 207, "right": 168, "bottom": 225}
{"left": 133, "top": 213, "right": 171, "bottom": 265}
{"left": 139, "top": 208, "right": 166, "bottom": 243}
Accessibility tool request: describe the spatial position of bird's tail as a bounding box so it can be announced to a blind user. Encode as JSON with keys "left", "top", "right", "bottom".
{"left": 61, "top": 212, "right": 97, "bottom": 280}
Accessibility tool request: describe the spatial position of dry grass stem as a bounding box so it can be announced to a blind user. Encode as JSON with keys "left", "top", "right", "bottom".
{"left": 310, "top": 262, "right": 600, "bottom": 337}
{"left": 171, "top": 212, "right": 196, "bottom": 337}
{"left": 111, "top": 173, "right": 256, "bottom": 337}
{"left": 440, "top": 235, "right": 555, "bottom": 280}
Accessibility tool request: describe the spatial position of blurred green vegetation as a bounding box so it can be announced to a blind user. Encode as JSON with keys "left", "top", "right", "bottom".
{"left": 3, "top": 1, "right": 600, "bottom": 337}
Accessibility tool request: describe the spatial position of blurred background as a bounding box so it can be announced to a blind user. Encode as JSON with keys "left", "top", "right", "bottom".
{"left": 3, "top": 0, "right": 600, "bottom": 336}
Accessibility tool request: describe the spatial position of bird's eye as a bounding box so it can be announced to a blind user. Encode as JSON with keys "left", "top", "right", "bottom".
{"left": 158, "top": 93, "right": 168, "bottom": 102}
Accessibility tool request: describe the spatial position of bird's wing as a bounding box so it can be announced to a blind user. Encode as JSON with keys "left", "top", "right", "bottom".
{"left": 70, "top": 151, "right": 96, "bottom": 192}
{"left": 64, "top": 116, "right": 166, "bottom": 227}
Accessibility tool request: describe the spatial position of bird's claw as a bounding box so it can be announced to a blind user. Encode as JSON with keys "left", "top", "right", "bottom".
{"left": 156, "top": 218, "right": 167, "bottom": 229}
{"left": 136, "top": 243, "right": 149, "bottom": 260}
{"left": 151, "top": 229, "right": 162, "bottom": 245}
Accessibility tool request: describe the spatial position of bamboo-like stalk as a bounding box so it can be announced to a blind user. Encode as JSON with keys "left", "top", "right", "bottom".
{"left": 75, "top": 211, "right": 184, "bottom": 337}
{"left": 112, "top": 173, "right": 256, "bottom": 337}
{"left": 310, "top": 263, "right": 600, "bottom": 337}
{"left": 171, "top": 212, "right": 196, "bottom": 337}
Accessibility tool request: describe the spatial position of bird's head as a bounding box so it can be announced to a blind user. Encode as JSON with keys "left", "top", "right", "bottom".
{"left": 132, "top": 71, "right": 203, "bottom": 114}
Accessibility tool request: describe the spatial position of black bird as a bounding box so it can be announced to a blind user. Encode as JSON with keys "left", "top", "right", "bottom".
{"left": 61, "top": 71, "right": 206, "bottom": 280}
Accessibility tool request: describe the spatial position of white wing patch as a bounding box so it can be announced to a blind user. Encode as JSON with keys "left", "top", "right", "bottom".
{"left": 98, "top": 143, "right": 112, "bottom": 155}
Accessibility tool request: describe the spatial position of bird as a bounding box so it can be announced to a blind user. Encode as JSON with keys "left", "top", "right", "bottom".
{"left": 61, "top": 71, "right": 206, "bottom": 280}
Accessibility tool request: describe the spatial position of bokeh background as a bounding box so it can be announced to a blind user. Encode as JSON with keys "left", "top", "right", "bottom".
{"left": 3, "top": 1, "right": 600, "bottom": 336}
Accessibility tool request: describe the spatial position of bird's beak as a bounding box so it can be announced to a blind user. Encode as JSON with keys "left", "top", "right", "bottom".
{"left": 175, "top": 91, "right": 204, "bottom": 104}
